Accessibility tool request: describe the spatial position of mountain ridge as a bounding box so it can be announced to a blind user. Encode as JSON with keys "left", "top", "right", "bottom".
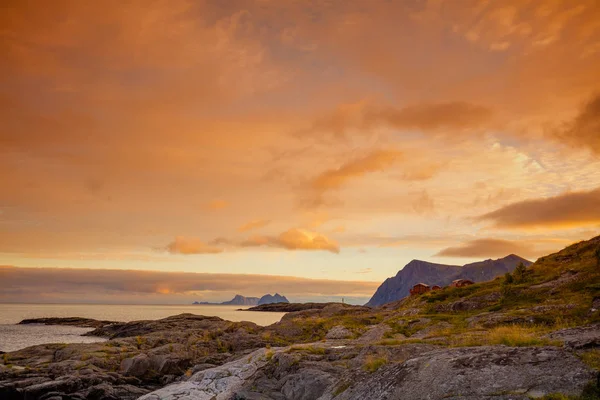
{"left": 193, "top": 294, "right": 260, "bottom": 306}
{"left": 365, "top": 254, "right": 532, "bottom": 307}
{"left": 258, "top": 293, "right": 289, "bottom": 305}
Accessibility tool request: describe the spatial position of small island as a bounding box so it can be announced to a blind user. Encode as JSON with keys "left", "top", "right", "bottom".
{"left": 193, "top": 293, "right": 289, "bottom": 306}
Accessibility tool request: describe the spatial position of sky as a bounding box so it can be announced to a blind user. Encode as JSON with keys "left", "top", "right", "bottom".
{"left": 1, "top": 0, "right": 600, "bottom": 304}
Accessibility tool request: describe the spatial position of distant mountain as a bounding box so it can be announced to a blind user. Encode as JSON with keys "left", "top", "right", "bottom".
{"left": 258, "top": 293, "right": 289, "bottom": 305}
{"left": 365, "top": 254, "right": 532, "bottom": 307}
{"left": 222, "top": 295, "right": 260, "bottom": 306}
{"left": 192, "top": 294, "right": 260, "bottom": 306}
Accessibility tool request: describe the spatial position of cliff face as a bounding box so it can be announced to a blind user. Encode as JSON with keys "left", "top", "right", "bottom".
{"left": 258, "top": 293, "right": 289, "bottom": 305}
{"left": 365, "top": 255, "right": 532, "bottom": 307}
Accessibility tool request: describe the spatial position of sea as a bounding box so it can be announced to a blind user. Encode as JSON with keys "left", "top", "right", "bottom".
{"left": 0, "top": 303, "right": 286, "bottom": 352}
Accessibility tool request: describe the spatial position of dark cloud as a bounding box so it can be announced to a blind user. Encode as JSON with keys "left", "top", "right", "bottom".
{"left": 476, "top": 187, "right": 600, "bottom": 229}
{"left": 554, "top": 94, "right": 600, "bottom": 154}
{"left": 307, "top": 101, "right": 493, "bottom": 139}
{"left": 436, "top": 238, "right": 535, "bottom": 258}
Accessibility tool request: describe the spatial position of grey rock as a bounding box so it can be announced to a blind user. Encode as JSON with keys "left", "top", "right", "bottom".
{"left": 280, "top": 368, "right": 332, "bottom": 400}
{"left": 192, "top": 363, "right": 218, "bottom": 374}
{"left": 24, "top": 377, "right": 82, "bottom": 398}
{"left": 547, "top": 324, "right": 600, "bottom": 349}
{"left": 356, "top": 324, "right": 391, "bottom": 343}
{"left": 325, "top": 326, "right": 352, "bottom": 340}
{"left": 149, "top": 354, "right": 191, "bottom": 375}
{"left": 120, "top": 354, "right": 150, "bottom": 377}
{"left": 138, "top": 348, "right": 270, "bottom": 400}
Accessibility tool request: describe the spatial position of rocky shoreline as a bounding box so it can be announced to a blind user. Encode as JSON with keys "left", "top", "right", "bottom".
{"left": 19, "top": 317, "right": 118, "bottom": 329}
{"left": 2, "top": 237, "right": 600, "bottom": 399}
{"left": 1, "top": 308, "right": 599, "bottom": 400}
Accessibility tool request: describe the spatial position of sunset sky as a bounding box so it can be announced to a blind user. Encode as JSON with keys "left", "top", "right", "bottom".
{"left": 1, "top": 0, "right": 600, "bottom": 304}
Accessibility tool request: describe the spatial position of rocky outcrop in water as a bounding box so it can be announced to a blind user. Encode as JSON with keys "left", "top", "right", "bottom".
{"left": 193, "top": 295, "right": 260, "bottom": 306}
{"left": 18, "top": 317, "right": 117, "bottom": 329}
{"left": 258, "top": 293, "right": 289, "bottom": 305}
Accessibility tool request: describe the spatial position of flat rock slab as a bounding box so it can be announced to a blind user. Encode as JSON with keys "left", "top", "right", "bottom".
{"left": 139, "top": 348, "right": 270, "bottom": 400}
{"left": 338, "top": 346, "right": 596, "bottom": 400}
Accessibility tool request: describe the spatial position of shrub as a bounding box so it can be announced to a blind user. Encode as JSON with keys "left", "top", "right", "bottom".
{"left": 578, "top": 349, "right": 600, "bottom": 371}
{"left": 135, "top": 336, "right": 145, "bottom": 349}
{"left": 363, "top": 355, "right": 387, "bottom": 373}
{"left": 504, "top": 272, "right": 514, "bottom": 285}
{"left": 486, "top": 325, "right": 555, "bottom": 347}
{"left": 333, "top": 381, "right": 351, "bottom": 396}
{"left": 514, "top": 262, "right": 528, "bottom": 283}
{"left": 265, "top": 350, "right": 274, "bottom": 361}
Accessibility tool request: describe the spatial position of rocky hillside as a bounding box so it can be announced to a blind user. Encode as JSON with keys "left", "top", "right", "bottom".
{"left": 259, "top": 293, "right": 289, "bottom": 305}
{"left": 366, "top": 254, "right": 532, "bottom": 306}
{"left": 1, "top": 236, "right": 599, "bottom": 399}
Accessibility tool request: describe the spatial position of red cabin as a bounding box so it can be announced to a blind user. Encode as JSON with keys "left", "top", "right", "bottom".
{"left": 410, "top": 283, "right": 431, "bottom": 296}
{"left": 450, "top": 279, "right": 474, "bottom": 288}
{"left": 431, "top": 285, "right": 442, "bottom": 291}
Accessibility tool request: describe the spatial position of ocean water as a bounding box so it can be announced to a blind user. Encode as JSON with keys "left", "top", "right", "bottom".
{"left": 0, "top": 303, "right": 286, "bottom": 352}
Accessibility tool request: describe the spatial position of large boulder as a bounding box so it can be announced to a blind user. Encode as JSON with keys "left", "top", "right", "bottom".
{"left": 138, "top": 348, "right": 270, "bottom": 400}
{"left": 325, "top": 326, "right": 352, "bottom": 340}
{"left": 120, "top": 354, "right": 151, "bottom": 377}
{"left": 149, "top": 354, "right": 191, "bottom": 375}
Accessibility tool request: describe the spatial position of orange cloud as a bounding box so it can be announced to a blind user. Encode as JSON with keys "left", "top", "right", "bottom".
{"left": 311, "top": 150, "right": 401, "bottom": 191}
{"left": 0, "top": 0, "right": 599, "bottom": 275}
{"left": 207, "top": 200, "right": 229, "bottom": 210}
{"left": 166, "top": 237, "right": 223, "bottom": 255}
{"left": 477, "top": 187, "right": 600, "bottom": 229}
{"left": 242, "top": 228, "right": 340, "bottom": 254}
{"left": 237, "top": 219, "right": 271, "bottom": 232}
{"left": 436, "top": 238, "right": 535, "bottom": 258}
{"left": 300, "top": 149, "right": 402, "bottom": 208}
